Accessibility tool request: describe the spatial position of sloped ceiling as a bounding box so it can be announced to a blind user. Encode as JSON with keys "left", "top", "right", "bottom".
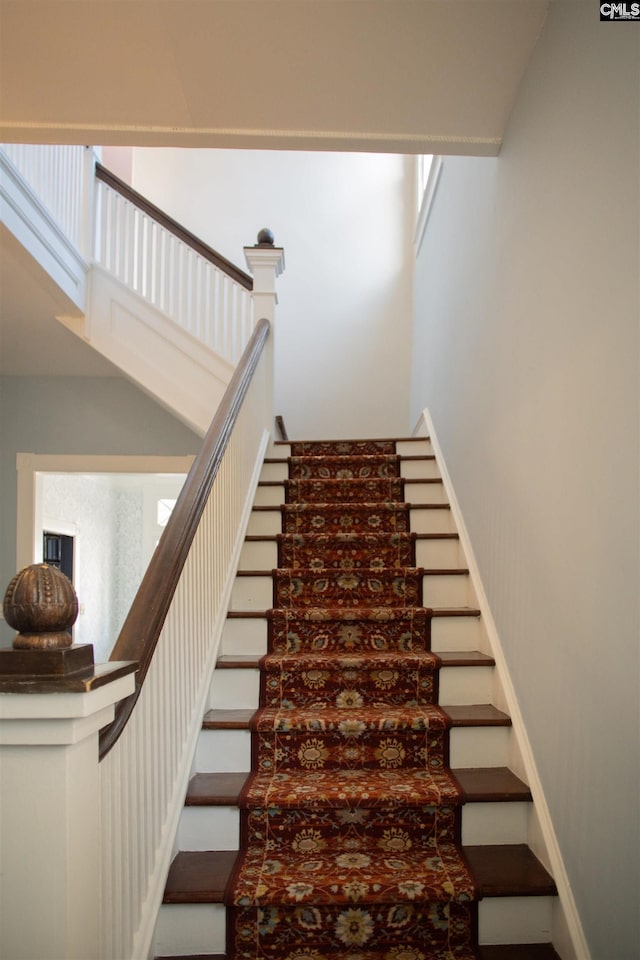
{"left": 0, "top": 0, "right": 548, "bottom": 156}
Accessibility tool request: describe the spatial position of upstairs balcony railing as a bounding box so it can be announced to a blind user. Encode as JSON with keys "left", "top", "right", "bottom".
{"left": 0, "top": 143, "right": 258, "bottom": 366}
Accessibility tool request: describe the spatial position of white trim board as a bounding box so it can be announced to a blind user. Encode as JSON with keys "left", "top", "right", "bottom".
{"left": 415, "top": 408, "right": 590, "bottom": 960}
{"left": 414, "top": 156, "right": 443, "bottom": 256}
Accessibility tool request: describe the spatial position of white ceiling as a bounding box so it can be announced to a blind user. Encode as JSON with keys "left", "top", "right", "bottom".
{"left": 0, "top": 0, "right": 549, "bottom": 377}
{"left": 0, "top": 1, "right": 549, "bottom": 155}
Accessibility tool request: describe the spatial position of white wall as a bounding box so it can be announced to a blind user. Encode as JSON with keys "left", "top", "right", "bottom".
{"left": 131, "top": 148, "right": 415, "bottom": 440}
{"left": 411, "top": 5, "right": 639, "bottom": 960}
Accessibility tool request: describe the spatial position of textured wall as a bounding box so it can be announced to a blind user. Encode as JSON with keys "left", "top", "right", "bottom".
{"left": 42, "top": 474, "right": 144, "bottom": 662}
{"left": 411, "top": 5, "right": 639, "bottom": 958}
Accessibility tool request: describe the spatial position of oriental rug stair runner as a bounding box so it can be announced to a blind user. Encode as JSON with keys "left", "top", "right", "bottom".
{"left": 226, "top": 440, "right": 480, "bottom": 960}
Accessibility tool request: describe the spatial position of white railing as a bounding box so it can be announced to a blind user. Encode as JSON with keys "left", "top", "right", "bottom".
{"left": 93, "top": 170, "right": 255, "bottom": 366}
{"left": 99, "top": 323, "right": 273, "bottom": 960}
{"left": 0, "top": 143, "right": 93, "bottom": 255}
{"left": 1, "top": 144, "right": 257, "bottom": 367}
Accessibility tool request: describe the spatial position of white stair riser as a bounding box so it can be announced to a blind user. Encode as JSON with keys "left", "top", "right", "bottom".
{"left": 222, "top": 617, "right": 268, "bottom": 656}
{"left": 209, "top": 669, "right": 260, "bottom": 709}
{"left": 410, "top": 508, "right": 456, "bottom": 534}
{"left": 229, "top": 572, "right": 472, "bottom": 610}
{"left": 209, "top": 665, "right": 493, "bottom": 710}
{"left": 230, "top": 576, "right": 273, "bottom": 610}
{"left": 239, "top": 540, "right": 278, "bottom": 569}
{"left": 461, "top": 801, "right": 530, "bottom": 845}
{"left": 195, "top": 729, "right": 252, "bottom": 773}
{"left": 439, "top": 666, "right": 493, "bottom": 705}
{"left": 479, "top": 896, "right": 554, "bottom": 945}
{"left": 221, "top": 614, "right": 483, "bottom": 658}
{"left": 178, "top": 797, "right": 529, "bottom": 853}
{"left": 153, "top": 893, "right": 553, "bottom": 955}
{"left": 405, "top": 481, "right": 447, "bottom": 503}
{"left": 450, "top": 726, "right": 511, "bottom": 768}
{"left": 401, "top": 458, "right": 439, "bottom": 479}
{"left": 239, "top": 536, "right": 465, "bottom": 570}
{"left": 260, "top": 458, "right": 440, "bottom": 483}
{"left": 255, "top": 482, "right": 447, "bottom": 507}
{"left": 423, "top": 573, "right": 471, "bottom": 607}
{"left": 154, "top": 903, "right": 226, "bottom": 955}
{"left": 178, "top": 805, "right": 240, "bottom": 851}
{"left": 245, "top": 504, "right": 458, "bottom": 537}
{"left": 431, "top": 616, "right": 481, "bottom": 652}
{"left": 416, "top": 538, "right": 464, "bottom": 568}
{"left": 254, "top": 484, "right": 285, "bottom": 506}
{"left": 260, "top": 462, "right": 288, "bottom": 481}
{"left": 196, "top": 726, "right": 508, "bottom": 773}
{"left": 246, "top": 510, "right": 281, "bottom": 536}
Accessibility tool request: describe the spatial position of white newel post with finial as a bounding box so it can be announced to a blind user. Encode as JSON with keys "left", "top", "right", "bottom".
{"left": 0, "top": 564, "right": 136, "bottom": 960}
{"left": 244, "top": 228, "right": 285, "bottom": 330}
{"left": 244, "top": 229, "right": 285, "bottom": 432}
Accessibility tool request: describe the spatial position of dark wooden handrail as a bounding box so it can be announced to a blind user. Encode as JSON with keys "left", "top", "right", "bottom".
{"left": 99, "top": 318, "right": 270, "bottom": 760}
{"left": 95, "top": 163, "right": 253, "bottom": 291}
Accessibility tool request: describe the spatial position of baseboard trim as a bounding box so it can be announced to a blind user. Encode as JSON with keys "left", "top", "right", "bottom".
{"left": 418, "top": 408, "right": 590, "bottom": 960}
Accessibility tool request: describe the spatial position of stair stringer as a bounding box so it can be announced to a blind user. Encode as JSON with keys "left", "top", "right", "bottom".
{"left": 416, "top": 408, "right": 590, "bottom": 960}
{"left": 58, "top": 265, "right": 237, "bottom": 437}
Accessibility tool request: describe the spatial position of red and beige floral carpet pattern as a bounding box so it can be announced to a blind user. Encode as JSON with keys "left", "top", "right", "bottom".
{"left": 226, "top": 440, "right": 480, "bottom": 959}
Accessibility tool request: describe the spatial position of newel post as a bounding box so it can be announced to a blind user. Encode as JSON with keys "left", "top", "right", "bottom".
{"left": 244, "top": 228, "right": 286, "bottom": 329}
{"left": 0, "top": 564, "right": 136, "bottom": 960}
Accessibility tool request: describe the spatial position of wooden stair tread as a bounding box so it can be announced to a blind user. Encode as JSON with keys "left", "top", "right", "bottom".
{"left": 203, "top": 705, "right": 510, "bottom": 729}
{"left": 403, "top": 477, "right": 443, "bottom": 484}
{"left": 454, "top": 767, "right": 532, "bottom": 802}
{"left": 479, "top": 945, "right": 560, "bottom": 960}
{"left": 264, "top": 454, "right": 436, "bottom": 463}
{"left": 432, "top": 607, "right": 481, "bottom": 617}
{"left": 163, "top": 845, "right": 555, "bottom": 904}
{"left": 252, "top": 502, "right": 452, "bottom": 510}
{"left": 185, "top": 768, "right": 530, "bottom": 807}
{"left": 274, "top": 437, "right": 431, "bottom": 445}
{"left": 445, "top": 704, "right": 512, "bottom": 726}
{"left": 227, "top": 609, "right": 267, "bottom": 619}
{"left": 217, "top": 655, "right": 262, "bottom": 668}
{"left": 235, "top": 567, "right": 469, "bottom": 576}
{"left": 216, "top": 651, "right": 494, "bottom": 669}
{"left": 202, "top": 709, "right": 254, "bottom": 728}
{"left": 226, "top": 607, "right": 483, "bottom": 619}
{"left": 464, "top": 844, "right": 557, "bottom": 897}
{"left": 157, "top": 949, "right": 559, "bottom": 960}
{"left": 438, "top": 651, "right": 495, "bottom": 666}
{"left": 244, "top": 532, "right": 461, "bottom": 541}
{"left": 186, "top": 772, "right": 249, "bottom": 805}
{"left": 163, "top": 850, "right": 237, "bottom": 903}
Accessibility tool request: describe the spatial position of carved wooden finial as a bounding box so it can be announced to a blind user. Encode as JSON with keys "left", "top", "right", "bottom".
{"left": 3, "top": 563, "right": 79, "bottom": 650}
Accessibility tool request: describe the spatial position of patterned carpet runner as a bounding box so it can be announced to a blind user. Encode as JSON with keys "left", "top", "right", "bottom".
{"left": 226, "top": 440, "right": 479, "bottom": 959}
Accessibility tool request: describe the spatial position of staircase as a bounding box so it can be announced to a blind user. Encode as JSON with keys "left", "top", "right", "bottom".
{"left": 154, "top": 436, "right": 561, "bottom": 960}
